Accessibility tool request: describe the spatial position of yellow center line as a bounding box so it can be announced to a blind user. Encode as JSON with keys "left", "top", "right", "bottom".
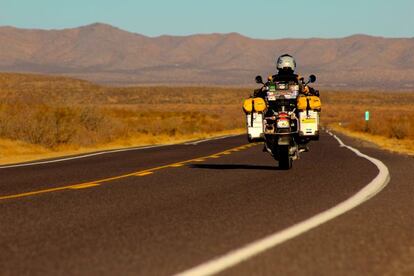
{"left": 135, "top": 171, "right": 154, "bottom": 177}
{"left": 0, "top": 186, "right": 70, "bottom": 200}
{"left": 0, "top": 143, "right": 259, "bottom": 201}
{"left": 69, "top": 183, "right": 100, "bottom": 189}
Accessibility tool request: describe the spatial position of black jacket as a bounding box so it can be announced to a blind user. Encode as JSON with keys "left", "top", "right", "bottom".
{"left": 271, "top": 71, "right": 300, "bottom": 83}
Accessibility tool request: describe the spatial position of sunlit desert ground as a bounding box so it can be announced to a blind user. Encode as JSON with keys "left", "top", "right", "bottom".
{"left": 0, "top": 73, "right": 412, "bottom": 164}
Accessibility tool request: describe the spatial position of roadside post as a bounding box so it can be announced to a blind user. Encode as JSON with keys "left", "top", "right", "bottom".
{"left": 365, "top": 111, "right": 370, "bottom": 131}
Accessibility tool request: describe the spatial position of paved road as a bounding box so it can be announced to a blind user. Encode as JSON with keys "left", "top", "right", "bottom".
{"left": 0, "top": 132, "right": 412, "bottom": 275}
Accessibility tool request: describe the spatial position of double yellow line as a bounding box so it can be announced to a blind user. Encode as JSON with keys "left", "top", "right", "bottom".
{"left": 0, "top": 143, "right": 258, "bottom": 201}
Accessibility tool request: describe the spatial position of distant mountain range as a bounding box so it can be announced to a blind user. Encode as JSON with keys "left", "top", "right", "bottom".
{"left": 1, "top": 23, "right": 414, "bottom": 90}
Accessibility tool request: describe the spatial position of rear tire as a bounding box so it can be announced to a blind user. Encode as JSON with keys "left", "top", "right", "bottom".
{"left": 278, "top": 146, "right": 293, "bottom": 170}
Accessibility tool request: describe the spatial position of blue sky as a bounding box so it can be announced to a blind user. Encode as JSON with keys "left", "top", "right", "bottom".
{"left": 0, "top": 0, "right": 413, "bottom": 39}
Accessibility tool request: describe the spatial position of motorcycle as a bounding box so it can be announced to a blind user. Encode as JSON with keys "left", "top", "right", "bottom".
{"left": 245, "top": 74, "right": 319, "bottom": 169}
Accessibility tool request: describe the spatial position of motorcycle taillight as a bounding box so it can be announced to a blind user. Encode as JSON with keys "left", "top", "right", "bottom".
{"left": 278, "top": 112, "right": 289, "bottom": 118}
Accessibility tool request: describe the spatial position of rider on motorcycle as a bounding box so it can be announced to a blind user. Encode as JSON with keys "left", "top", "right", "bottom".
{"left": 255, "top": 54, "right": 318, "bottom": 97}
{"left": 272, "top": 54, "right": 300, "bottom": 83}
{"left": 255, "top": 54, "right": 318, "bottom": 152}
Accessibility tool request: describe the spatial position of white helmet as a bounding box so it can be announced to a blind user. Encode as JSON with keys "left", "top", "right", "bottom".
{"left": 276, "top": 54, "right": 296, "bottom": 71}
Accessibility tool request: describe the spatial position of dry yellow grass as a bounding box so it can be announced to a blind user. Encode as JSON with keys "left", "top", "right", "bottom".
{"left": 1, "top": 72, "right": 413, "bottom": 164}
{"left": 0, "top": 73, "right": 248, "bottom": 164}
{"left": 0, "top": 129, "right": 244, "bottom": 165}
{"left": 322, "top": 91, "right": 414, "bottom": 155}
{"left": 0, "top": 138, "right": 52, "bottom": 164}
{"left": 329, "top": 126, "right": 414, "bottom": 156}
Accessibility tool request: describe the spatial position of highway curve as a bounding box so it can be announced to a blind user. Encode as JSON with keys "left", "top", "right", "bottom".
{"left": 0, "top": 132, "right": 413, "bottom": 275}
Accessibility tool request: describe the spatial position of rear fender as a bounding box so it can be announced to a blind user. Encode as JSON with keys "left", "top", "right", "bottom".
{"left": 277, "top": 135, "right": 291, "bottom": 146}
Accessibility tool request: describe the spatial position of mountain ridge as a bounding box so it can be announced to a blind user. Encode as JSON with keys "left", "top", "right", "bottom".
{"left": 1, "top": 23, "right": 414, "bottom": 89}
{"left": 1, "top": 23, "right": 401, "bottom": 40}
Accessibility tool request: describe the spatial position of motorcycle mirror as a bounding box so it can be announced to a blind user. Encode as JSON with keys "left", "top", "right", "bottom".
{"left": 308, "top": 74, "right": 316, "bottom": 83}
{"left": 255, "top": 75, "right": 264, "bottom": 84}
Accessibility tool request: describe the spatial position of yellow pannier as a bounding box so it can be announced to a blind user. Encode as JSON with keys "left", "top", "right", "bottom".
{"left": 243, "top": 97, "right": 267, "bottom": 113}
{"left": 297, "top": 96, "right": 322, "bottom": 111}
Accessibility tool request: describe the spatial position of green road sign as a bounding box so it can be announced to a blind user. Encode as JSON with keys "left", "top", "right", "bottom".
{"left": 365, "top": 111, "right": 370, "bottom": 121}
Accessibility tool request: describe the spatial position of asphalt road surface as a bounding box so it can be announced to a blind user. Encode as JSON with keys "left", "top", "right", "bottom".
{"left": 0, "top": 132, "right": 413, "bottom": 276}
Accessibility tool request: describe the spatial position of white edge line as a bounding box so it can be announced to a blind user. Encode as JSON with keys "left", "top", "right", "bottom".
{"left": 0, "top": 134, "right": 241, "bottom": 169}
{"left": 0, "top": 144, "right": 166, "bottom": 169}
{"left": 175, "top": 130, "right": 390, "bottom": 276}
{"left": 184, "top": 135, "right": 239, "bottom": 145}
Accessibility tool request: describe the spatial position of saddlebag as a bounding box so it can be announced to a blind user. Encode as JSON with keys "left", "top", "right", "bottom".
{"left": 297, "top": 95, "right": 321, "bottom": 138}
{"left": 297, "top": 96, "right": 321, "bottom": 111}
{"left": 246, "top": 112, "right": 264, "bottom": 142}
{"left": 243, "top": 97, "right": 266, "bottom": 142}
{"left": 298, "top": 110, "right": 320, "bottom": 137}
{"left": 243, "top": 97, "right": 267, "bottom": 113}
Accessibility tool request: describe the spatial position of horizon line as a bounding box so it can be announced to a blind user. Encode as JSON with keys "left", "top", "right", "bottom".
{"left": 1, "top": 22, "right": 413, "bottom": 41}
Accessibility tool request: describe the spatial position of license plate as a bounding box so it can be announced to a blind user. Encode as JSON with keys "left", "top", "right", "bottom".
{"left": 277, "top": 120, "right": 290, "bottom": 128}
